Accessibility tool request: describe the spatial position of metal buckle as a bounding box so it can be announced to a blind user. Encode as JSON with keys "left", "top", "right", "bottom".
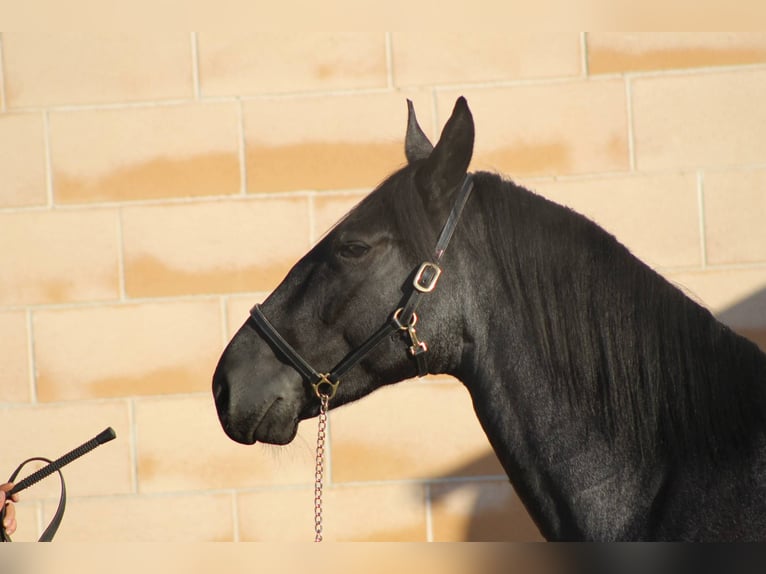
{"left": 312, "top": 373, "right": 339, "bottom": 400}
{"left": 413, "top": 262, "right": 442, "bottom": 293}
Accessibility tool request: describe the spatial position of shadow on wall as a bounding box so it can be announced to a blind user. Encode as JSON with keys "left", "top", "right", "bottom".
{"left": 429, "top": 284, "right": 766, "bottom": 543}
{"left": 718, "top": 287, "right": 766, "bottom": 353}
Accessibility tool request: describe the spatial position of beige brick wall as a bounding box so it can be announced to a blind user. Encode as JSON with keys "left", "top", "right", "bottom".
{"left": 1, "top": 33, "right": 765, "bottom": 542}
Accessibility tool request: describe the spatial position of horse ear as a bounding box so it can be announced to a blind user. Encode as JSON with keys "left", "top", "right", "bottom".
{"left": 405, "top": 99, "right": 434, "bottom": 163}
{"left": 417, "top": 96, "right": 474, "bottom": 196}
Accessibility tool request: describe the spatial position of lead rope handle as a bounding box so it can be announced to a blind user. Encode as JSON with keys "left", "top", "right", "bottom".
{"left": 313, "top": 393, "right": 329, "bottom": 542}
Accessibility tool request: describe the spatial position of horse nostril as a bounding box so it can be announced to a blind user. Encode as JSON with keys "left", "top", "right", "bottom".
{"left": 213, "top": 373, "right": 230, "bottom": 416}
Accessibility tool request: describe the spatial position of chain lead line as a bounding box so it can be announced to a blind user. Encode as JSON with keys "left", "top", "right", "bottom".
{"left": 314, "top": 393, "right": 329, "bottom": 542}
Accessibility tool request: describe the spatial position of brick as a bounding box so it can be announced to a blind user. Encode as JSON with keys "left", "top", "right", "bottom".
{"left": 703, "top": 169, "right": 766, "bottom": 265}
{"left": 0, "top": 209, "right": 120, "bottom": 306}
{"left": 198, "top": 33, "right": 387, "bottom": 96}
{"left": 531, "top": 173, "right": 701, "bottom": 269}
{"left": 134, "top": 395, "right": 316, "bottom": 493}
{"left": 588, "top": 33, "right": 766, "bottom": 75}
{"left": 392, "top": 32, "right": 582, "bottom": 86}
{"left": 0, "top": 38, "right": 4, "bottom": 111}
{"left": 331, "top": 380, "right": 504, "bottom": 482}
{"left": 49, "top": 103, "right": 240, "bottom": 203}
{"left": 122, "top": 198, "right": 310, "bottom": 297}
{"left": 243, "top": 92, "right": 433, "bottom": 193}
{"left": 33, "top": 301, "right": 222, "bottom": 401}
{"left": 0, "top": 113, "right": 47, "bottom": 208}
{"left": 313, "top": 192, "right": 366, "bottom": 242}
{"left": 0, "top": 311, "right": 31, "bottom": 402}
{"left": 632, "top": 69, "right": 766, "bottom": 171}
{"left": 0, "top": 401, "right": 133, "bottom": 499}
{"left": 430, "top": 480, "right": 543, "bottom": 541}
{"left": 42, "top": 492, "right": 234, "bottom": 541}
{"left": 238, "top": 482, "right": 427, "bottom": 541}
{"left": 2, "top": 33, "right": 192, "bottom": 107}
{"left": 439, "top": 81, "right": 629, "bottom": 177}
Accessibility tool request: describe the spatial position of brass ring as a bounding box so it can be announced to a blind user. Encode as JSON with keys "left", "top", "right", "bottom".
{"left": 392, "top": 308, "right": 418, "bottom": 330}
{"left": 312, "top": 374, "right": 339, "bottom": 400}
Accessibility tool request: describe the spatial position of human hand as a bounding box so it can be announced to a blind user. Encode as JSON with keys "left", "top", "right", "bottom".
{"left": 1, "top": 483, "right": 18, "bottom": 536}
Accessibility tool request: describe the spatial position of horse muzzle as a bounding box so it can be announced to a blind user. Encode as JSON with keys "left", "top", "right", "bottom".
{"left": 212, "top": 341, "right": 303, "bottom": 445}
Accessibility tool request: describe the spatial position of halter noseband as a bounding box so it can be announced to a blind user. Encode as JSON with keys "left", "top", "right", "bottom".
{"left": 250, "top": 174, "right": 474, "bottom": 401}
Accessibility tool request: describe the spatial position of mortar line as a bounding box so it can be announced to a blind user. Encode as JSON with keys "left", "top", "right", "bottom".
{"left": 580, "top": 32, "right": 589, "bottom": 77}
{"left": 624, "top": 61, "right": 766, "bottom": 80}
{"left": 308, "top": 192, "right": 317, "bottom": 245}
{"left": 9, "top": 98, "right": 201, "bottom": 114}
{"left": 430, "top": 87, "right": 440, "bottom": 137}
{"left": 219, "top": 295, "right": 230, "bottom": 348}
{"left": 26, "top": 308, "right": 38, "bottom": 403}
{"left": 625, "top": 76, "right": 636, "bottom": 172}
{"left": 424, "top": 483, "right": 434, "bottom": 542}
{"left": 42, "top": 110, "right": 55, "bottom": 206}
{"left": 0, "top": 188, "right": 320, "bottom": 212}
{"left": 35, "top": 501, "right": 44, "bottom": 538}
{"left": 0, "top": 33, "right": 7, "bottom": 112}
{"left": 384, "top": 32, "right": 395, "bottom": 89}
{"left": 191, "top": 32, "right": 201, "bottom": 100}
{"left": 3, "top": 62, "right": 764, "bottom": 114}
{"left": 237, "top": 98, "right": 248, "bottom": 195}
{"left": 116, "top": 209, "right": 127, "bottom": 301}
{"left": 697, "top": 170, "right": 708, "bottom": 269}
{"left": 432, "top": 74, "right": 618, "bottom": 94}
{"left": 0, "top": 180, "right": 399, "bottom": 212}
{"left": 330, "top": 474, "right": 509, "bottom": 489}
{"left": 231, "top": 490, "right": 241, "bottom": 542}
{"left": 128, "top": 398, "right": 139, "bottom": 493}
{"left": 0, "top": 292, "right": 254, "bottom": 314}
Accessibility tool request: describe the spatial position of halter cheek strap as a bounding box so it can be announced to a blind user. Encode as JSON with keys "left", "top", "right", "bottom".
{"left": 250, "top": 174, "right": 474, "bottom": 400}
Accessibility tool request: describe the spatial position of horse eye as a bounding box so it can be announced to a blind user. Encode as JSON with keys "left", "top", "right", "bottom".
{"left": 337, "top": 241, "right": 370, "bottom": 259}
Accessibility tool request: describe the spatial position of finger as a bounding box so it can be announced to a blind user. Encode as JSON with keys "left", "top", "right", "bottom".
{"left": 1, "top": 483, "right": 18, "bottom": 503}
{"left": 3, "top": 502, "right": 15, "bottom": 534}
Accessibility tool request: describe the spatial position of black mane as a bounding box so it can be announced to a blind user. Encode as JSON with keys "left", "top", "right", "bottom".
{"left": 466, "top": 171, "right": 766, "bottom": 461}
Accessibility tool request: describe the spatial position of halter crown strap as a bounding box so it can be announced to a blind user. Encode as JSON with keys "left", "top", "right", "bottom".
{"left": 397, "top": 174, "right": 474, "bottom": 325}
{"left": 250, "top": 174, "right": 474, "bottom": 398}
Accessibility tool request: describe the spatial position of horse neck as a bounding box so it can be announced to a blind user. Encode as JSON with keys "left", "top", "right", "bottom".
{"left": 448, "top": 174, "right": 766, "bottom": 539}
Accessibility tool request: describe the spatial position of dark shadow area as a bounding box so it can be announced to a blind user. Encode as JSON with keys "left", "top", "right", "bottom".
{"left": 428, "top": 455, "right": 543, "bottom": 542}
{"left": 718, "top": 286, "right": 766, "bottom": 352}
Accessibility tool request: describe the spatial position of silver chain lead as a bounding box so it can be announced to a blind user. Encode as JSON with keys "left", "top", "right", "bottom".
{"left": 313, "top": 393, "right": 329, "bottom": 542}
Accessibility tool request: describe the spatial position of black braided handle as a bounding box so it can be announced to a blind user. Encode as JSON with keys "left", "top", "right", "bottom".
{"left": 8, "top": 427, "right": 116, "bottom": 496}
{"left": 1, "top": 427, "right": 116, "bottom": 542}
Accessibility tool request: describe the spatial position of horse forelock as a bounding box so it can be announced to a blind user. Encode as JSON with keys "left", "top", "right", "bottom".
{"left": 344, "top": 165, "right": 444, "bottom": 262}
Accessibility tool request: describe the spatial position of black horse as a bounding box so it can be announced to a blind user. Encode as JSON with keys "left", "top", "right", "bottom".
{"left": 213, "top": 97, "right": 766, "bottom": 541}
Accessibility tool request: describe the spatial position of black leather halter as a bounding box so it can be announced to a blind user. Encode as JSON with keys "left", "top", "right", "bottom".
{"left": 250, "top": 174, "right": 474, "bottom": 401}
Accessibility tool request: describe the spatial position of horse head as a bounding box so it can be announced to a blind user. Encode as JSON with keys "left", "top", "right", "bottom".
{"left": 213, "top": 97, "right": 475, "bottom": 445}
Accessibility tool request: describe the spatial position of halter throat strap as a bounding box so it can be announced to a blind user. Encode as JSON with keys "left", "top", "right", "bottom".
{"left": 250, "top": 174, "right": 474, "bottom": 399}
